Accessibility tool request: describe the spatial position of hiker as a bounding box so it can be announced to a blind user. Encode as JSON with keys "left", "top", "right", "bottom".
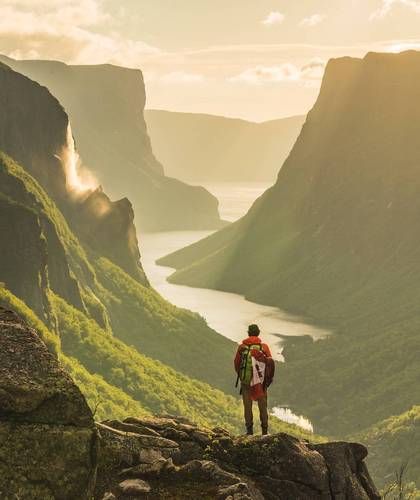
{"left": 234, "top": 324, "right": 275, "bottom": 436}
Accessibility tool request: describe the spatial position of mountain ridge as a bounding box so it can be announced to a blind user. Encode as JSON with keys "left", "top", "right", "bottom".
{"left": 0, "top": 54, "right": 224, "bottom": 231}
{"left": 145, "top": 109, "right": 305, "bottom": 182}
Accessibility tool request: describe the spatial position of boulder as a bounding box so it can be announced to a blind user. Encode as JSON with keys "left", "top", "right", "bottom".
{"left": 95, "top": 422, "right": 179, "bottom": 495}
{"left": 118, "top": 479, "right": 151, "bottom": 496}
{"left": 0, "top": 308, "right": 97, "bottom": 499}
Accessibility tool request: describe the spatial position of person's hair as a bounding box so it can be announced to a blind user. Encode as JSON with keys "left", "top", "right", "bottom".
{"left": 248, "top": 324, "right": 260, "bottom": 336}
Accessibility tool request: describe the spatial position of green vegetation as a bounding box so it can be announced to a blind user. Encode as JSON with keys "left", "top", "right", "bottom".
{"left": 0, "top": 151, "right": 94, "bottom": 287}
{"left": 0, "top": 151, "right": 234, "bottom": 394}
{"left": 0, "top": 282, "right": 318, "bottom": 436}
{"left": 0, "top": 284, "right": 59, "bottom": 355}
{"left": 355, "top": 407, "right": 420, "bottom": 489}
{"left": 0, "top": 151, "right": 320, "bottom": 440}
{"left": 51, "top": 292, "right": 319, "bottom": 437}
{"left": 92, "top": 255, "right": 235, "bottom": 394}
{"left": 381, "top": 461, "right": 420, "bottom": 499}
{"left": 0, "top": 284, "right": 146, "bottom": 421}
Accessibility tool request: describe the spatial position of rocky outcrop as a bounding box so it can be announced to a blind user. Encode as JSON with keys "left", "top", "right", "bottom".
{"left": 69, "top": 187, "right": 148, "bottom": 284}
{"left": 95, "top": 416, "right": 380, "bottom": 499}
{"left": 0, "top": 55, "right": 225, "bottom": 232}
{"left": 0, "top": 307, "right": 98, "bottom": 499}
{"left": 0, "top": 306, "right": 379, "bottom": 499}
{"left": 0, "top": 62, "right": 147, "bottom": 283}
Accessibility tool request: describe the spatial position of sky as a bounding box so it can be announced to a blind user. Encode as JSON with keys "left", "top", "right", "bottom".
{"left": 1, "top": 0, "right": 420, "bottom": 121}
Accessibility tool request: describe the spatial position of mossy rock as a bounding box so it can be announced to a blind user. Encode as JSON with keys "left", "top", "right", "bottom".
{"left": 0, "top": 308, "right": 97, "bottom": 499}
{"left": 0, "top": 308, "right": 92, "bottom": 425}
{"left": 0, "top": 422, "right": 97, "bottom": 500}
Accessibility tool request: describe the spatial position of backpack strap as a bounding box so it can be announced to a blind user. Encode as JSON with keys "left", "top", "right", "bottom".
{"left": 238, "top": 345, "right": 251, "bottom": 382}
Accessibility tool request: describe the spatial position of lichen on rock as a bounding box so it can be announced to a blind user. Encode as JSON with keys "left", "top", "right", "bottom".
{"left": 0, "top": 307, "right": 98, "bottom": 499}
{"left": 95, "top": 416, "right": 380, "bottom": 500}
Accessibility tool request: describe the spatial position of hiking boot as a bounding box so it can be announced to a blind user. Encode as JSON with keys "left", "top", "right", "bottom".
{"left": 246, "top": 425, "right": 253, "bottom": 436}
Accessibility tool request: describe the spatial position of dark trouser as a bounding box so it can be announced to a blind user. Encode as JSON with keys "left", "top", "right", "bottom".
{"left": 241, "top": 385, "right": 268, "bottom": 431}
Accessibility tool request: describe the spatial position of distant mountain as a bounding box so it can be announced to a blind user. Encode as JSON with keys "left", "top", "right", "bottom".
{"left": 145, "top": 110, "right": 305, "bottom": 182}
{"left": 0, "top": 61, "right": 145, "bottom": 283}
{"left": 0, "top": 55, "right": 223, "bottom": 232}
{"left": 159, "top": 51, "right": 420, "bottom": 486}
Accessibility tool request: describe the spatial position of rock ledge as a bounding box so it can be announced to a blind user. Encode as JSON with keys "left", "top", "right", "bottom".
{"left": 96, "top": 415, "right": 380, "bottom": 500}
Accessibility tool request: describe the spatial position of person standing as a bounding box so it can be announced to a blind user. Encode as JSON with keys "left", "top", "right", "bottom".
{"left": 234, "top": 324, "right": 274, "bottom": 436}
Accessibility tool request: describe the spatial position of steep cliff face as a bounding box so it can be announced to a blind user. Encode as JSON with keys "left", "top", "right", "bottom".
{"left": 0, "top": 62, "right": 146, "bottom": 283}
{"left": 0, "top": 62, "right": 68, "bottom": 199}
{"left": 0, "top": 196, "right": 50, "bottom": 322}
{"left": 146, "top": 110, "right": 305, "bottom": 182}
{"left": 162, "top": 51, "right": 420, "bottom": 313}
{"left": 0, "top": 153, "right": 86, "bottom": 319}
{"left": 160, "top": 51, "right": 420, "bottom": 442}
{"left": 70, "top": 187, "right": 147, "bottom": 283}
{"left": 0, "top": 55, "right": 224, "bottom": 231}
{"left": 162, "top": 51, "right": 420, "bottom": 306}
{"left": 0, "top": 307, "right": 97, "bottom": 499}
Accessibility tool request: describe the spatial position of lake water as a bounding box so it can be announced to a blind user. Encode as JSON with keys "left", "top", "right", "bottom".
{"left": 203, "top": 181, "right": 272, "bottom": 222}
{"left": 141, "top": 182, "right": 330, "bottom": 362}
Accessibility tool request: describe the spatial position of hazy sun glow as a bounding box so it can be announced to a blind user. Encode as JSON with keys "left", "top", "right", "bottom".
{"left": 2, "top": 1, "right": 420, "bottom": 120}
{"left": 385, "top": 41, "right": 420, "bottom": 52}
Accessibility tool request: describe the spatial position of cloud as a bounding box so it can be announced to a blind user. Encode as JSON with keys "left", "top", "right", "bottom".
{"left": 370, "top": 0, "right": 420, "bottom": 19}
{"left": 300, "top": 58, "right": 326, "bottom": 85}
{"left": 299, "top": 14, "right": 326, "bottom": 27}
{"left": 385, "top": 40, "right": 420, "bottom": 52}
{"left": 160, "top": 71, "right": 205, "bottom": 84}
{"left": 261, "top": 11, "right": 285, "bottom": 26}
{"left": 0, "top": 1, "right": 159, "bottom": 66}
{"left": 0, "top": 0, "right": 108, "bottom": 27}
{"left": 228, "top": 58, "right": 326, "bottom": 86}
{"left": 229, "top": 64, "right": 300, "bottom": 84}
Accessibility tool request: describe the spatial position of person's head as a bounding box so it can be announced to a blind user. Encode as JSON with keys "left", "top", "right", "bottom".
{"left": 248, "top": 324, "right": 260, "bottom": 337}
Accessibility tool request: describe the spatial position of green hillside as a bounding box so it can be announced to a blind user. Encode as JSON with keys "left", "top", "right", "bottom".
{"left": 0, "top": 152, "right": 234, "bottom": 392}
{"left": 355, "top": 406, "right": 420, "bottom": 489}
{"left": 0, "top": 151, "right": 319, "bottom": 439}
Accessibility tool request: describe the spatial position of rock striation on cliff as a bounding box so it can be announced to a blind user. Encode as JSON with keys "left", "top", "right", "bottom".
{"left": 0, "top": 307, "right": 98, "bottom": 499}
